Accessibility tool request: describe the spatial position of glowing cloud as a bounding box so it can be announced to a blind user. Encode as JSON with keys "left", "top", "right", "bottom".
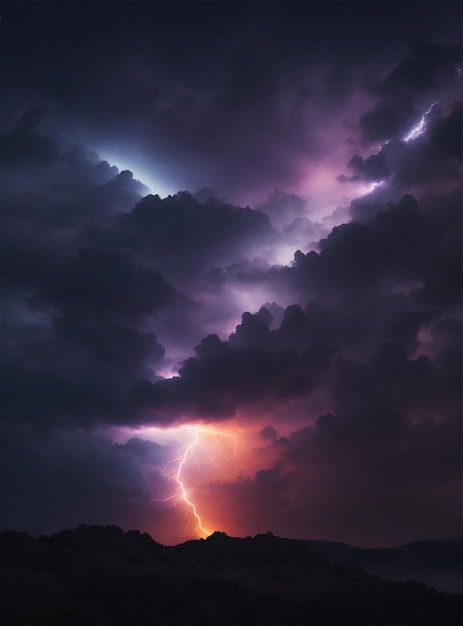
{"left": 97, "top": 150, "right": 175, "bottom": 198}
{"left": 360, "top": 180, "right": 386, "bottom": 195}
{"left": 403, "top": 102, "right": 439, "bottom": 142}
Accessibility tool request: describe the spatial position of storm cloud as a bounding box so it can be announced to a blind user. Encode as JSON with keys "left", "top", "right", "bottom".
{"left": 1, "top": 1, "right": 461, "bottom": 547}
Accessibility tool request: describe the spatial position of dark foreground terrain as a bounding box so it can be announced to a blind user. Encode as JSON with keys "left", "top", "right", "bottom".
{"left": 1, "top": 525, "right": 462, "bottom": 625}
{"left": 306, "top": 539, "right": 463, "bottom": 594}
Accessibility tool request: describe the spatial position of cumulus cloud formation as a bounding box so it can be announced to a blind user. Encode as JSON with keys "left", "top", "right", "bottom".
{"left": 1, "top": 2, "right": 461, "bottom": 547}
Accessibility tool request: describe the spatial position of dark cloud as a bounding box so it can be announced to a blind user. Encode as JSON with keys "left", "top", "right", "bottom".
{"left": 340, "top": 152, "right": 392, "bottom": 183}
{"left": 0, "top": 423, "right": 174, "bottom": 536}
{"left": 128, "top": 329, "right": 329, "bottom": 422}
{"left": 1, "top": 312, "right": 166, "bottom": 429}
{"left": 275, "top": 413, "right": 462, "bottom": 545}
{"left": 0, "top": 122, "right": 180, "bottom": 429}
{"left": 281, "top": 189, "right": 463, "bottom": 310}
{"left": 1, "top": 110, "right": 145, "bottom": 204}
{"left": 204, "top": 361, "right": 461, "bottom": 544}
{"left": 377, "top": 39, "right": 461, "bottom": 93}
{"left": 118, "top": 191, "right": 275, "bottom": 278}
{"left": 256, "top": 189, "right": 306, "bottom": 228}
{"left": 359, "top": 40, "right": 462, "bottom": 143}
{"left": 31, "top": 246, "right": 178, "bottom": 320}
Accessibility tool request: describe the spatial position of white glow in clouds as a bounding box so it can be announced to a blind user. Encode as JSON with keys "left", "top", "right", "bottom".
{"left": 361, "top": 180, "right": 386, "bottom": 195}
{"left": 98, "top": 150, "right": 176, "bottom": 198}
{"left": 403, "top": 102, "right": 439, "bottom": 143}
{"left": 116, "top": 424, "right": 193, "bottom": 447}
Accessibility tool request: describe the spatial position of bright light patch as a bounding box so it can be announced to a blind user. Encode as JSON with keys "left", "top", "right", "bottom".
{"left": 226, "top": 284, "right": 277, "bottom": 316}
{"left": 403, "top": 102, "right": 439, "bottom": 143}
{"left": 153, "top": 364, "right": 178, "bottom": 380}
{"left": 273, "top": 242, "right": 303, "bottom": 266}
{"left": 124, "top": 424, "right": 194, "bottom": 447}
{"left": 359, "top": 180, "right": 386, "bottom": 195}
{"left": 97, "top": 151, "right": 176, "bottom": 198}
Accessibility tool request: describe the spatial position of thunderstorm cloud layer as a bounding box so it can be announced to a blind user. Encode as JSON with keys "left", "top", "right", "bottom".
{"left": 1, "top": 2, "right": 462, "bottom": 546}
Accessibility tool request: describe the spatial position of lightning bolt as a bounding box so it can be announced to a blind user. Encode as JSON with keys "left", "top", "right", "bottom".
{"left": 151, "top": 426, "right": 237, "bottom": 538}
{"left": 357, "top": 101, "right": 440, "bottom": 197}
{"left": 403, "top": 102, "right": 439, "bottom": 142}
{"left": 175, "top": 431, "right": 211, "bottom": 537}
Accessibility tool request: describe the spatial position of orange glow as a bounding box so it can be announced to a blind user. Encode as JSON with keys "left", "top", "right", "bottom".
{"left": 150, "top": 425, "right": 242, "bottom": 538}
{"left": 124, "top": 419, "right": 290, "bottom": 541}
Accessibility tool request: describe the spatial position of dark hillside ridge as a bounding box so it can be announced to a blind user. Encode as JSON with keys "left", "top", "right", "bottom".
{"left": 1, "top": 525, "right": 462, "bottom": 625}
{"left": 306, "top": 539, "right": 463, "bottom": 594}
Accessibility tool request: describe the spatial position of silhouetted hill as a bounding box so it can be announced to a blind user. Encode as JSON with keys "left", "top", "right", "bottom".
{"left": 1, "top": 525, "right": 462, "bottom": 625}
{"left": 306, "top": 539, "right": 463, "bottom": 594}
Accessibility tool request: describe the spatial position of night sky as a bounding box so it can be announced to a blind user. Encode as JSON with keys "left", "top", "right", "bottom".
{"left": 1, "top": 1, "right": 462, "bottom": 547}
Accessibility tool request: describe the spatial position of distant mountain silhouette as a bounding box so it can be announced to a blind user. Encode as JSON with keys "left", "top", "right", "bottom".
{"left": 306, "top": 539, "right": 463, "bottom": 594}
{"left": 1, "top": 525, "right": 462, "bottom": 625}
